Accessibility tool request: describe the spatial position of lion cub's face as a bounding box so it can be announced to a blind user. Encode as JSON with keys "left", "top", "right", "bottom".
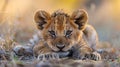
{"left": 34, "top": 9, "right": 88, "bottom": 52}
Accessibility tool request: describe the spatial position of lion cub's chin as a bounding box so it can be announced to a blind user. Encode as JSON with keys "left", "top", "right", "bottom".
{"left": 55, "top": 51, "right": 71, "bottom": 58}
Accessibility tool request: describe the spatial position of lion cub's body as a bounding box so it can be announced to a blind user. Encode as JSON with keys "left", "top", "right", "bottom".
{"left": 33, "top": 9, "right": 101, "bottom": 60}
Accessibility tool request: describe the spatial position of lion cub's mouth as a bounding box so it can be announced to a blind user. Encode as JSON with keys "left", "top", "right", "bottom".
{"left": 53, "top": 48, "right": 73, "bottom": 58}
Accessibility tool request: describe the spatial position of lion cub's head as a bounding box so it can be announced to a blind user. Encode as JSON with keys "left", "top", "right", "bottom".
{"left": 34, "top": 9, "right": 88, "bottom": 52}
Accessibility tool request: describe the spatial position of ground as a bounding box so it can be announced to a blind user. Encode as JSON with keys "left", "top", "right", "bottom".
{"left": 0, "top": 30, "right": 120, "bottom": 67}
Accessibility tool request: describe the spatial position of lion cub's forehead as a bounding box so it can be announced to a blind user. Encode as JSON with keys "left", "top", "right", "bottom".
{"left": 50, "top": 10, "right": 72, "bottom": 31}
{"left": 52, "top": 10, "right": 70, "bottom": 23}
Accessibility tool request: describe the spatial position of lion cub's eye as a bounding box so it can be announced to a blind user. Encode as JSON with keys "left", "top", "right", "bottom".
{"left": 65, "top": 30, "right": 72, "bottom": 38}
{"left": 49, "top": 30, "right": 56, "bottom": 38}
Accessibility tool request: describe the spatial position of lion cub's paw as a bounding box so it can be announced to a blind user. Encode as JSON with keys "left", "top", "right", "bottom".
{"left": 73, "top": 52, "right": 101, "bottom": 61}
{"left": 37, "top": 53, "right": 59, "bottom": 60}
{"left": 37, "top": 52, "right": 70, "bottom": 60}
{"left": 84, "top": 52, "right": 101, "bottom": 61}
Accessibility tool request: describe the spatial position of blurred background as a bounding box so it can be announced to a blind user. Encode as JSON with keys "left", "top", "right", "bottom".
{"left": 0, "top": 0, "right": 120, "bottom": 49}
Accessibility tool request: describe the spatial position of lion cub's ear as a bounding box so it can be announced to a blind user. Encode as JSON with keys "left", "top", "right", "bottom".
{"left": 34, "top": 10, "right": 51, "bottom": 30}
{"left": 71, "top": 9, "right": 88, "bottom": 30}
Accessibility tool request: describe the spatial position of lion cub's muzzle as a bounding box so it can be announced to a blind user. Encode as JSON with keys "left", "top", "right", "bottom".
{"left": 54, "top": 37, "right": 69, "bottom": 52}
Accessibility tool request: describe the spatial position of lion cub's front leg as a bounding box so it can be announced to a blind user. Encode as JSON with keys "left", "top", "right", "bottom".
{"left": 33, "top": 43, "right": 59, "bottom": 60}
{"left": 72, "top": 40, "right": 101, "bottom": 61}
{"left": 33, "top": 44, "right": 52, "bottom": 56}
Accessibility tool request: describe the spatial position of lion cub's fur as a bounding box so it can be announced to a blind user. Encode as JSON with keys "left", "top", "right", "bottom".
{"left": 33, "top": 9, "right": 101, "bottom": 60}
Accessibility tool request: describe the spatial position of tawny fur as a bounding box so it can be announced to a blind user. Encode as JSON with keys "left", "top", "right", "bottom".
{"left": 33, "top": 9, "right": 101, "bottom": 60}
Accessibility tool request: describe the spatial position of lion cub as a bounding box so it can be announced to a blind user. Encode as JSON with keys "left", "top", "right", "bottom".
{"left": 33, "top": 9, "right": 101, "bottom": 60}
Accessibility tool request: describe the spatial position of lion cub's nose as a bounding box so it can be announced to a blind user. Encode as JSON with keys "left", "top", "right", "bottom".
{"left": 56, "top": 44, "right": 65, "bottom": 49}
